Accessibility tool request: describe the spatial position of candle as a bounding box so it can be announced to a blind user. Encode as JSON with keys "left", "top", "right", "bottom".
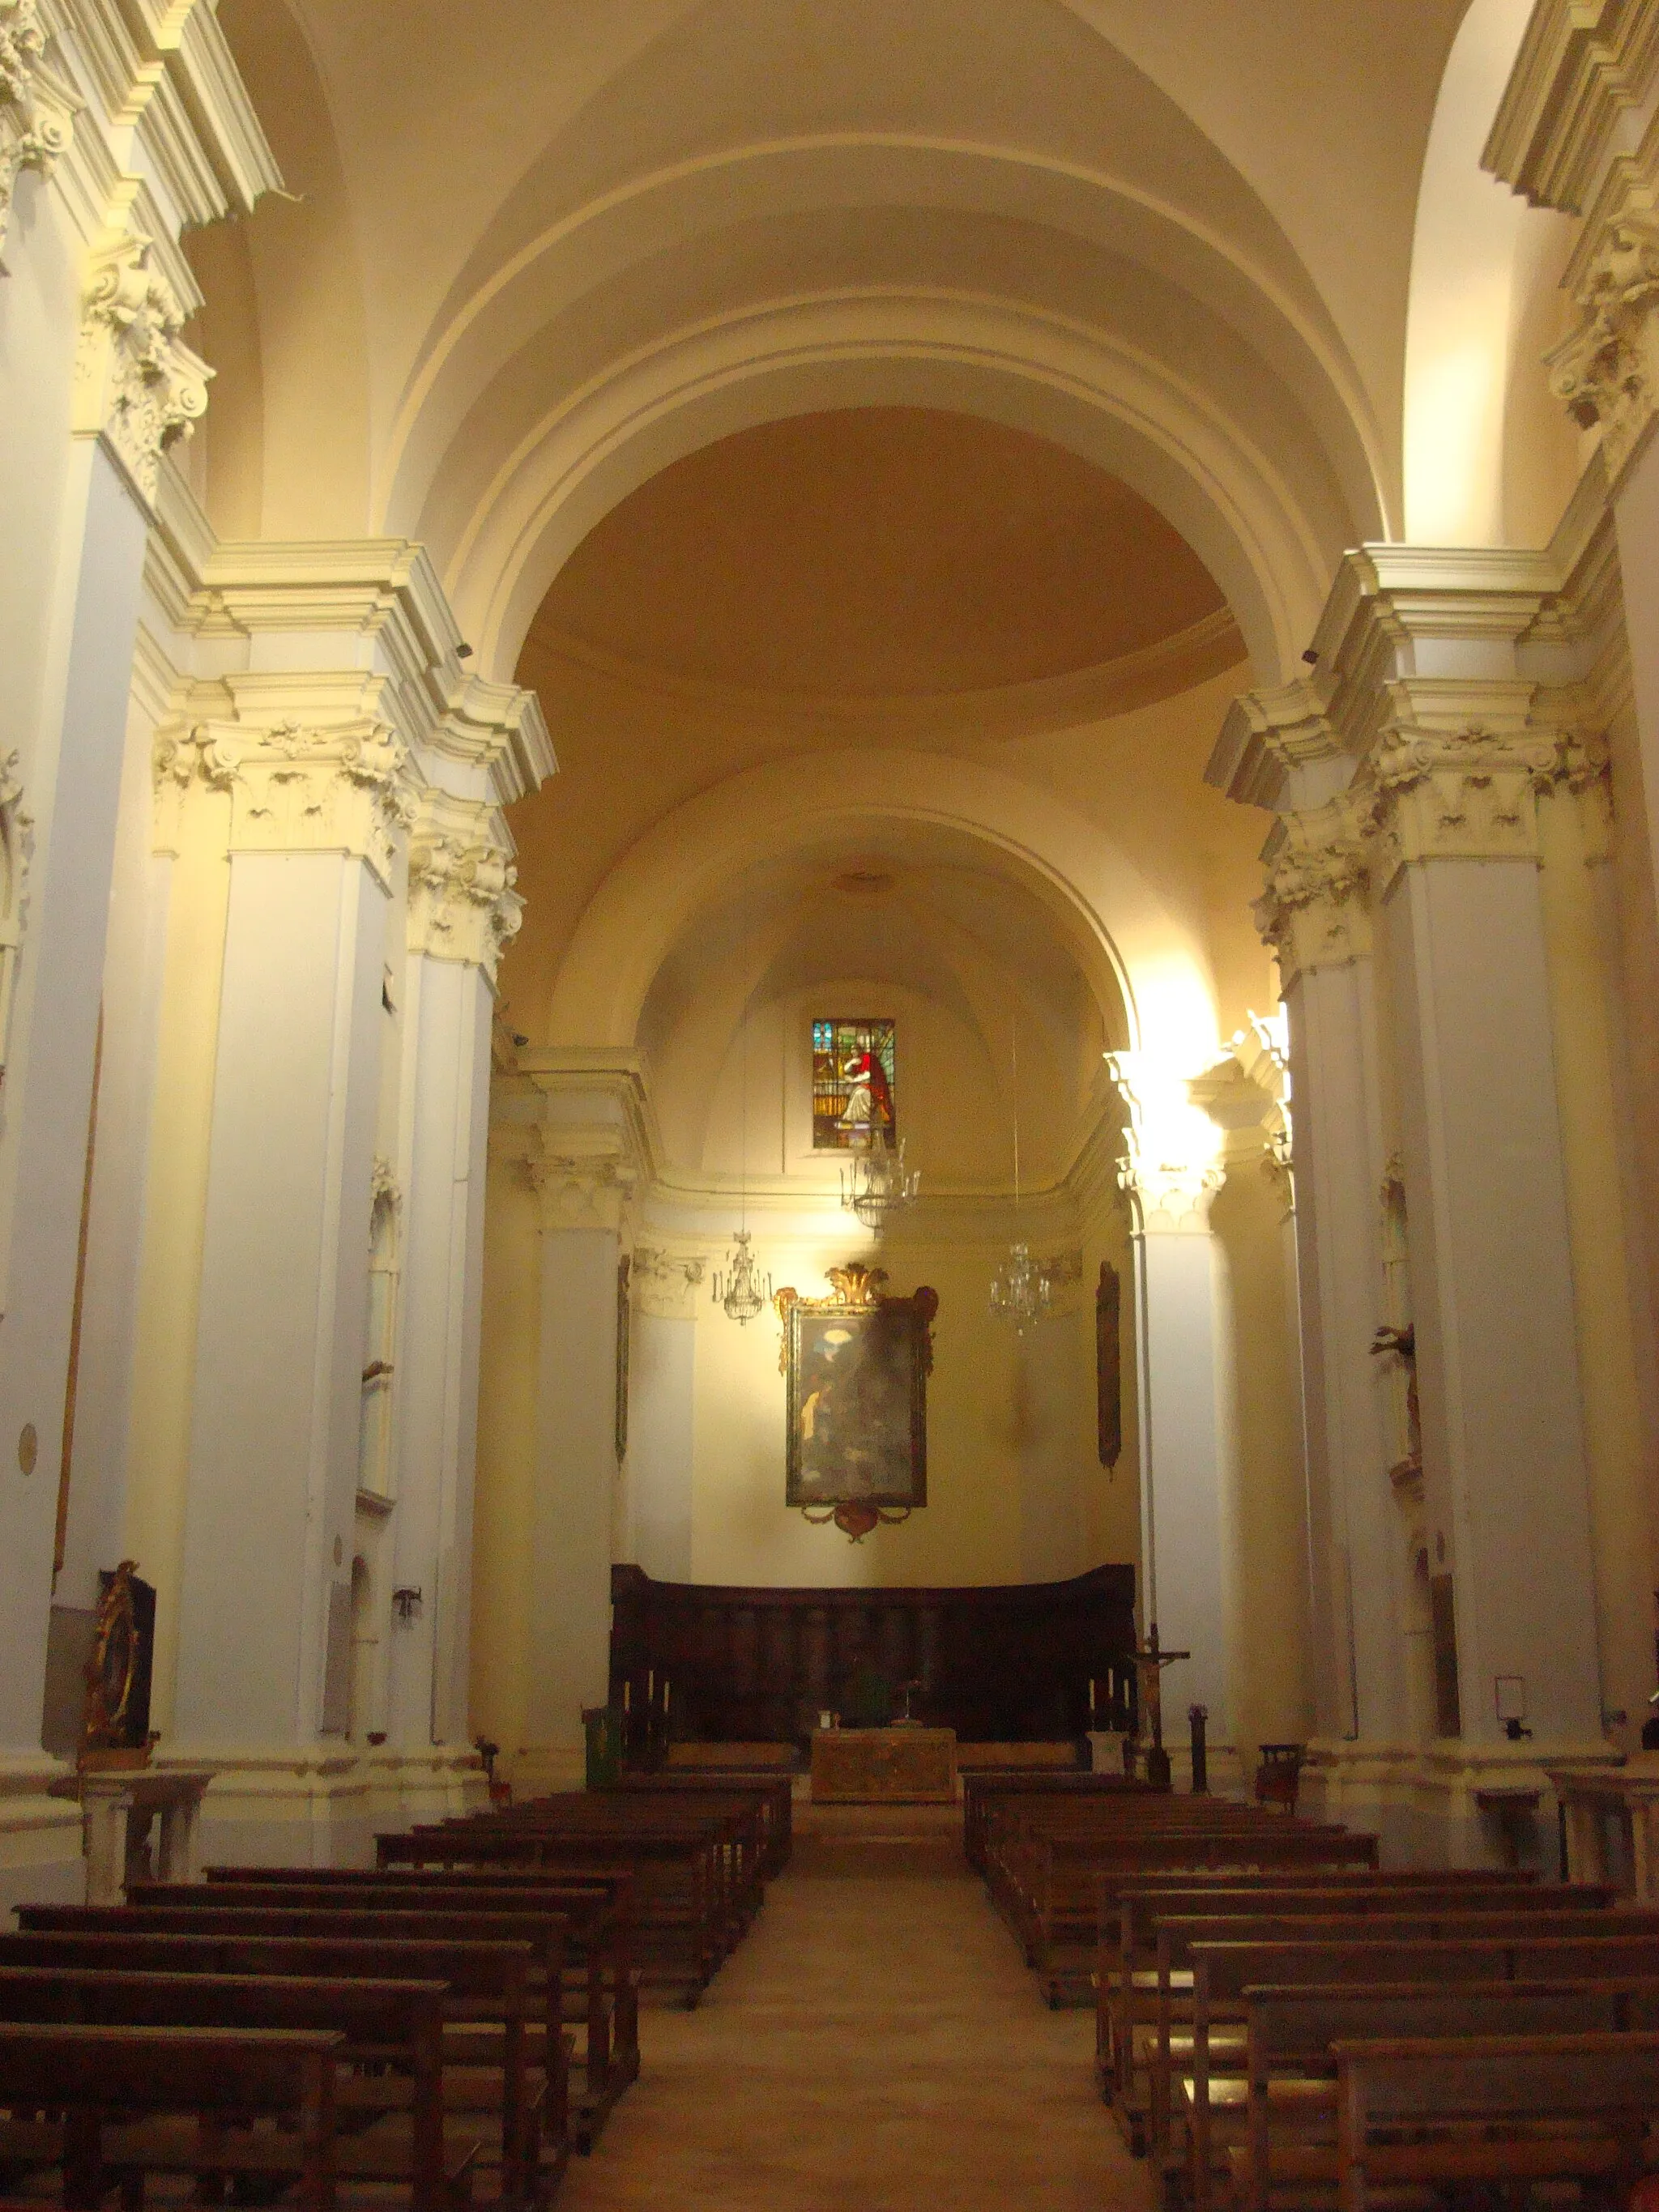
{"left": 1089, "top": 1677, "right": 1097, "bottom": 1712}
{"left": 663, "top": 1680, "right": 670, "bottom": 1714}
{"left": 623, "top": 1681, "right": 631, "bottom": 1711}
{"left": 648, "top": 1669, "right": 655, "bottom": 1699}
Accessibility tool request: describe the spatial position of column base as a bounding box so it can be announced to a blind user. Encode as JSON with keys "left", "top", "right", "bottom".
{"left": 1299, "top": 1736, "right": 1621, "bottom": 1869}
{"left": 0, "top": 1750, "right": 84, "bottom": 1913}
{"left": 153, "top": 1743, "right": 487, "bottom": 1868}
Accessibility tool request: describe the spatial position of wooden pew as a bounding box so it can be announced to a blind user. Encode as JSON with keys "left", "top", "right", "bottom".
{"left": 1332, "top": 2031, "right": 1659, "bottom": 2212}
{"left": 1007, "top": 1827, "right": 1383, "bottom": 2007}
{"left": 962, "top": 1772, "right": 1162, "bottom": 1872}
{"left": 0, "top": 1966, "right": 477, "bottom": 2212}
{"left": 608, "top": 1775, "right": 794, "bottom": 1877}
{"left": 13, "top": 1912, "right": 561, "bottom": 2201}
{"left": 168, "top": 1873, "right": 635, "bottom": 2143}
{"left": 1101, "top": 1877, "right": 1599, "bottom": 2131}
{"left": 1231, "top": 1978, "right": 1659, "bottom": 2212}
{"left": 383, "top": 1824, "right": 722, "bottom": 2005}
{"left": 0, "top": 2021, "right": 340, "bottom": 2212}
{"left": 1173, "top": 1928, "right": 1659, "bottom": 2208}
{"left": 208, "top": 1864, "right": 638, "bottom": 2093}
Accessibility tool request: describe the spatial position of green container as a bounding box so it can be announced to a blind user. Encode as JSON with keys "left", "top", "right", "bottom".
{"left": 582, "top": 1703, "right": 623, "bottom": 1788}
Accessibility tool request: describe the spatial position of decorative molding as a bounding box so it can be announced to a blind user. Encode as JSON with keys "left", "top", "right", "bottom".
{"left": 154, "top": 714, "right": 412, "bottom": 889}
{"left": 75, "top": 193, "right": 211, "bottom": 508}
{"left": 369, "top": 1156, "right": 402, "bottom": 1219}
{"left": 407, "top": 795, "right": 522, "bottom": 981}
{"left": 630, "top": 1243, "right": 707, "bottom": 1320}
{"left": 1484, "top": 0, "right": 1659, "bottom": 215}
{"left": 0, "top": 0, "right": 79, "bottom": 268}
{"left": 1357, "top": 685, "right": 1567, "bottom": 895}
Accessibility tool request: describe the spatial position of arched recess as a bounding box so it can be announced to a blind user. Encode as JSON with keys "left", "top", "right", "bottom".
{"left": 544, "top": 750, "right": 1222, "bottom": 1077}
{"left": 1401, "top": 0, "right": 1581, "bottom": 547}
{"left": 451, "top": 294, "right": 1334, "bottom": 685}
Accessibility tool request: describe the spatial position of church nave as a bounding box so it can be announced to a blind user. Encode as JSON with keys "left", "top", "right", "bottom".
{"left": 564, "top": 1805, "right": 1145, "bottom": 2212}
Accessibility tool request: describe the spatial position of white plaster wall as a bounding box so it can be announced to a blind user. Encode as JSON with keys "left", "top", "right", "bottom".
{"left": 628, "top": 1311, "right": 696, "bottom": 1582}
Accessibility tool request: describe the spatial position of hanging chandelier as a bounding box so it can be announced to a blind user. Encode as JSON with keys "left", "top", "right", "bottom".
{"left": 991, "top": 1014, "right": 1049, "bottom": 1333}
{"left": 840, "top": 1130, "right": 919, "bottom": 1231}
{"left": 989, "top": 1239, "right": 1051, "bottom": 1333}
{"left": 712, "top": 1227, "right": 771, "bottom": 1325}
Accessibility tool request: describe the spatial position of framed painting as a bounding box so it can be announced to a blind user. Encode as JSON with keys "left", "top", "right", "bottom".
{"left": 776, "top": 1264, "right": 937, "bottom": 1540}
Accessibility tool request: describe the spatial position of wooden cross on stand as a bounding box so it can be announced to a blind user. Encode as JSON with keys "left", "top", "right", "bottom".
{"left": 1130, "top": 1622, "right": 1190, "bottom": 1789}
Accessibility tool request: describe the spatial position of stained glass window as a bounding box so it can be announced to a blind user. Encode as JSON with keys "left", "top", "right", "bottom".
{"left": 812, "top": 1018, "right": 898, "bottom": 1149}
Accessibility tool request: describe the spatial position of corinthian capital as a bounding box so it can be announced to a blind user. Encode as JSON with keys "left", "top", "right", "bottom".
{"left": 1546, "top": 181, "right": 1659, "bottom": 488}
{"left": 407, "top": 793, "right": 522, "bottom": 978}
{"left": 1357, "top": 681, "right": 1563, "bottom": 892}
{"left": 75, "top": 214, "right": 211, "bottom": 508}
{"left": 153, "top": 713, "right": 412, "bottom": 888}
{"left": 1255, "top": 794, "right": 1371, "bottom": 988}
{"left": 0, "top": 0, "right": 77, "bottom": 270}
{"left": 1105, "top": 1050, "right": 1226, "bottom": 1234}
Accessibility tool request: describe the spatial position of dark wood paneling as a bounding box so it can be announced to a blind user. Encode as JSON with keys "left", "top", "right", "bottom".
{"left": 610, "top": 1562, "right": 1137, "bottom": 1745}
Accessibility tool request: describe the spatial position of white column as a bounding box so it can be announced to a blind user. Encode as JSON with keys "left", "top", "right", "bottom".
{"left": 167, "top": 719, "right": 400, "bottom": 1822}
{"left": 1369, "top": 691, "right": 1602, "bottom": 1748}
{"left": 514, "top": 1089, "right": 646, "bottom": 1791}
{"left": 385, "top": 792, "right": 525, "bottom": 1784}
{"left": 0, "top": 198, "right": 215, "bottom": 1890}
{"left": 625, "top": 1246, "right": 705, "bottom": 1583}
{"left": 1107, "top": 1052, "right": 1234, "bottom": 1778}
{"left": 1256, "top": 796, "right": 1412, "bottom": 1750}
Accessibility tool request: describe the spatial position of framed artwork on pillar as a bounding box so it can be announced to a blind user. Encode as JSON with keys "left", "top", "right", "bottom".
{"left": 615, "top": 1254, "right": 631, "bottom": 1463}
{"left": 774, "top": 1264, "right": 936, "bottom": 1540}
{"left": 1096, "top": 1259, "right": 1122, "bottom": 1468}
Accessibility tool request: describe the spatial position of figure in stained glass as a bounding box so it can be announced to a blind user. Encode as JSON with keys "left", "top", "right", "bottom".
{"left": 812, "top": 1017, "right": 898, "bottom": 1149}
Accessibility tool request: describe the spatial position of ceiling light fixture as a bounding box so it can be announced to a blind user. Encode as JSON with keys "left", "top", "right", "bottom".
{"left": 990, "top": 1014, "right": 1051, "bottom": 1333}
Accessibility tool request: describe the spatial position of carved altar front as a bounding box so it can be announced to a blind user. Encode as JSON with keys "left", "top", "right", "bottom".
{"left": 811, "top": 1726, "right": 957, "bottom": 1804}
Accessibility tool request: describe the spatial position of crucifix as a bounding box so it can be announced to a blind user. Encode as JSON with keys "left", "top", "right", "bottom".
{"left": 1130, "top": 1621, "right": 1190, "bottom": 1789}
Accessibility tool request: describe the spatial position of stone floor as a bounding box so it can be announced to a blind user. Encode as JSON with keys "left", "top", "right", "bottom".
{"left": 562, "top": 1801, "right": 1154, "bottom": 2210}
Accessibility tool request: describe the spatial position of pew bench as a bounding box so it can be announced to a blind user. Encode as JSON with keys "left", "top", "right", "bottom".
{"left": 1331, "top": 2031, "right": 1659, "bottom": 2212}
{"left": 1224, "top": 1978, "right": 1659, "bottom": 2212}
{"left": 0, "top": 1966, "right": 479, "bottom": 2212}
{"left": 11, "top": 1916, "right": 561, "bottom": 2204}
{"left": 170, "top": 1874, "right": 634, "bottom": 2148}
{"left": 0, "top": 2021, "right": 340, "bottom": 2212}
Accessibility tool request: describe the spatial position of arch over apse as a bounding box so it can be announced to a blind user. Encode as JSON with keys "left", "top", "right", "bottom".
{"left": 544, "top": 750, "right": 1222, "bottom": 1075}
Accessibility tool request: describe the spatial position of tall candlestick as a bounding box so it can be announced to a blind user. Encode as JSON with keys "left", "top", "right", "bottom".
{"left": 623, "top": 1680, "right": 631, "bottom": 1711}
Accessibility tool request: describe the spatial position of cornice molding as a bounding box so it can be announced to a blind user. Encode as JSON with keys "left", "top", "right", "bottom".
{"left": 523, "top": 605, "right": 1247, "bottom": 740}
{"left": 1485, "top": 0, "right": 1659, "bottom": 215}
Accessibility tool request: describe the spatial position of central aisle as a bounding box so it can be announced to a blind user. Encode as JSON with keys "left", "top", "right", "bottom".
{"left": 563, "top": 1804, "right": 1155, "bottom": 2212}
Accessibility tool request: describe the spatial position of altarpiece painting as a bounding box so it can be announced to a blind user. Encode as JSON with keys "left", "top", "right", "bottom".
{"left": 776, "top": 1264, "right": 937, "bottom": 1540}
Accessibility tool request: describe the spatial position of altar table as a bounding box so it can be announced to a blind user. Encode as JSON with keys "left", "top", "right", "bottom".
{"left": 811, "top": 1726, "right": 957, "bottom": 1803}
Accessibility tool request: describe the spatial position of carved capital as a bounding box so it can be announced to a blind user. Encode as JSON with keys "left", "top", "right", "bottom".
{"left": 1358, "top": 697, "right": 1562, "bottom": 892}
{"left": 75, "top": 218, "right": 211, "bottom": 508}
{"left": 154, "top": 714, "right": 412, "bottom": 889}
{"left": 1106, "top": 1049, "right": 1226, "bottom": 1234}
{"left": 526, "top": 1129, "right": 635, "bottom": 1234}
{"left": 407, "top": 795, "right": 522, "bottom": 979}
{"left": 630, "top": 1243, "right": 709, "bottom": 1319}
{"left": 1254, "top": 794, "right": 1371, "bottom": 987}
{"left": 0, "top": 0, "right": 77, "bottom": 270}
{"left": 1547, "top": 195, "right": 1659, "bottom": 488}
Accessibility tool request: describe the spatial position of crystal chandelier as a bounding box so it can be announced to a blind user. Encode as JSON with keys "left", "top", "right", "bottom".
{"left": 990, "top": 1238, "right": 1051, "bottom": 1333}
{"left": 712, "top": 1227, "right": 771, "bottom": 1325}
{"left": 990, "top": 1015, "right": 1049, "bottom": 1333}
{"left": 840, "top": 1130, "right": 919, "bottom": 1232}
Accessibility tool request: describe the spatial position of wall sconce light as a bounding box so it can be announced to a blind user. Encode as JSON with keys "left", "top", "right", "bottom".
{"left": 391, "top": 1586, "right": 423, "bottom": 1622}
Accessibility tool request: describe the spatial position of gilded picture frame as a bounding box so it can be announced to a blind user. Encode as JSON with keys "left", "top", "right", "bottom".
{"left": 776, "top": 1265, "right": 937, "bottom": 1538}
